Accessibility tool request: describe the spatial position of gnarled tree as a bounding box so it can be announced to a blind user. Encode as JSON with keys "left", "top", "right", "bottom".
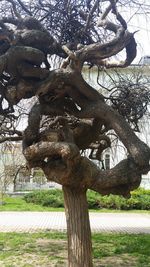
{"left": 0, "top": 0, "right": 150, "bottom": 266}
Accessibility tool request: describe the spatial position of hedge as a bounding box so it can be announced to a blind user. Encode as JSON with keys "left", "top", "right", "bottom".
{"left": 24, "top": 189, "right": 64, "bottom": 207}
{"left": 24, "top": 188, "right": 150, "bottom": 210}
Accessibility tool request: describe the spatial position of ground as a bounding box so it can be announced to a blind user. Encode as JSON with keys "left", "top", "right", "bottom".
{"left": 0, "top": 232, "right": 150, "bottom": 267}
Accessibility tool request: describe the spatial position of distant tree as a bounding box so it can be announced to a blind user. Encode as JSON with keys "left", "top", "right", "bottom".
{"left": 0, "top": 1, "right": 150, "bottom": 266}
{"left": 0, "top": 142, "right": 27, "bottom": 192}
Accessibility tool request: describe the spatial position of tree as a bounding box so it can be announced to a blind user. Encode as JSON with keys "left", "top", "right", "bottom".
{"left": 0, "top": 142, "right": 27, "bottom": 192}
{"left": 0, "top": 0, "right": 150, "bottom": 266}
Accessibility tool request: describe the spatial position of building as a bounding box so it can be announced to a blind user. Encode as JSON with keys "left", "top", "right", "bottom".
{"left": 83, "top": 61, "right": 150, "bottom": 188}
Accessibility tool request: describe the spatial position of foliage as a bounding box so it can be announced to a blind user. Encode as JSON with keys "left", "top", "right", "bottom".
{"left": 23, "top": 188, "right": 150, "bottom": 210}
{"left": 87, "top": 188, "right": 150, "bottom": 210}
{"left": 88, "top": 188, "right": 150, "bottom": 210}
{"left": 24, "top": 189, "right": 64, "bottom": 208}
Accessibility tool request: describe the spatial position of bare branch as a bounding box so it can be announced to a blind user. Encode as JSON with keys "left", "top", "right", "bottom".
{"left": 16, "top": 0, "right": 32, "bottom": 16}
{"left": 100, "top": 0, "right": 118, "bottom": 20}
{"left": 0, "top": 136, "right": 22, "bottom": 143}
{"left": 0, "top": 0, "right": 149, "bottom": 200}
{"left": 75, "top": 98, "right": 150, "bottom": 168}
{"left": 84, "top": 0, "right": 100, "bottom": 33}
{"left": 6, "top": 0, "right": 21, "bottom": 19}
{"left": 82, "top": 156, "right": 142, "bottom": 197}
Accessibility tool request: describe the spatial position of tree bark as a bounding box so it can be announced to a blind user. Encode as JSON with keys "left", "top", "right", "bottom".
{"left": 63, "top": 186, "right": 93, "bottom": 267}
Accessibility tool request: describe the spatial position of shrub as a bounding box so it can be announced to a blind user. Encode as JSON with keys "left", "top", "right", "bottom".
{"left": 24, "top": 188, "right": 150, "bottom": 210}
{"left": 24, "top": 189, "right": 64, "bottom": 208}
{"left": 86, "top": 191, "right": 100, "bottom": 209}
{"left": 86, "top": 189, "right": 150, "bottom": 210}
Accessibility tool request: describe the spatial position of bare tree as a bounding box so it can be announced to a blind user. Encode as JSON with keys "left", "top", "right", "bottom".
{"left": 0, "top": 0, "right": 150, "bottom": 266}
{"left": 0, "top": 141, "right": 26, "bottom": 193}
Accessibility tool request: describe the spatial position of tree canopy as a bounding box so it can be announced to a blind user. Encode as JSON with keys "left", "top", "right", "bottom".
{"left": 0, "top": 0, "right": 150, "bottom": 198}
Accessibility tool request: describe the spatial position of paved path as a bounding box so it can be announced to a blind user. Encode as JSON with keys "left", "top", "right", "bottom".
{"left": 0, "top": 212, "right": 150, "bottom": 233}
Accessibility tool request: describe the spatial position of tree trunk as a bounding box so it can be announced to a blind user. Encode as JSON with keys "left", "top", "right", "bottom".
{"left": 63, "top": 186, "right": 93, "bottom": 267}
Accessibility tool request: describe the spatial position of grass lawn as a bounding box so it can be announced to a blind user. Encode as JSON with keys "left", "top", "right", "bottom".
{"left": 0, "top": 196, "right": 64, "bottom": 212}
{"left": 0, "top": 196, "right": 150, "bottom": 213}
{"left": 0, "top": 232, "right": 149, "bottom": 266}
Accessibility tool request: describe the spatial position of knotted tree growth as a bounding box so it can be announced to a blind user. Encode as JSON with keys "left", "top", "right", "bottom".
{"left": 0, "top": 0, "right": 150, "bottom": 266}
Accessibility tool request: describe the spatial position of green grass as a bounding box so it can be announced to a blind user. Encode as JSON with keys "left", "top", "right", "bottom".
{"left": 0, "top": 196, "right": 64, "bottom": 212}
{"left": 0, "top": 232, "right": 149, "bottom": 266}
{"left": 0, "top": 196, "right": 150, "bottom": 213}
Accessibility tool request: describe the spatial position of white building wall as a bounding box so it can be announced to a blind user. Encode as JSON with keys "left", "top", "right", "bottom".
{"left": 83, "top": 65, "right": 150, "bottom": 188}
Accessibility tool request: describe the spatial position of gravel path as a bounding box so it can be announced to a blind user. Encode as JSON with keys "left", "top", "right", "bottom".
{"left": 0, "top": 212, "right": 150, "bottom": 233}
